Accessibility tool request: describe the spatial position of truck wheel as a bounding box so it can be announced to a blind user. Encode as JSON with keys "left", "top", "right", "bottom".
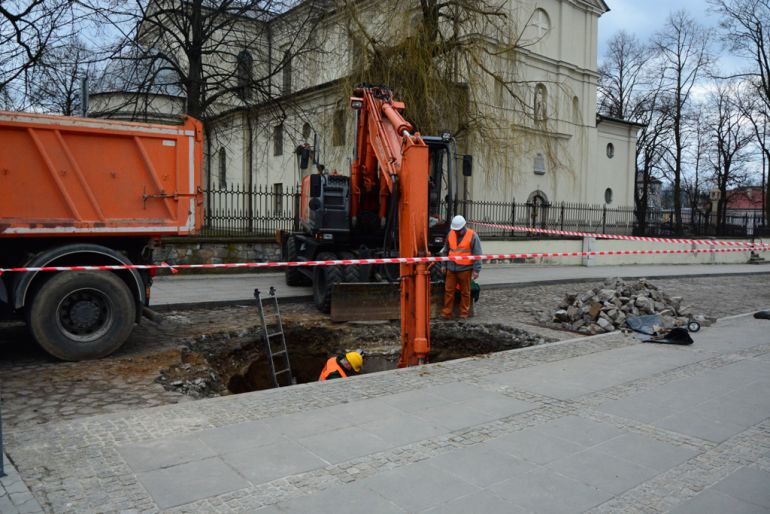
{"left": 313, "top": 251, "right": 343, "bottom": 313}
{"left": 285, "top": 236, "right": 311, "bottom": 286}
{"left": 27, "top": 271, "right": 136, "bottom": 361}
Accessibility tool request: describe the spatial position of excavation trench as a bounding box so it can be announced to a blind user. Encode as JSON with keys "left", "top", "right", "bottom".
{"left": 157, "top": 320, "right": 554, "bottom": 397}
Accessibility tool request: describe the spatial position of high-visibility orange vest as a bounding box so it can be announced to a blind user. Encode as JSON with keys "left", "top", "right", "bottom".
{"left": 319, "top": 356, "right": 349, "bottom": 381}
{"left": 448, "top": 228, "right": 475, "bottom": 266}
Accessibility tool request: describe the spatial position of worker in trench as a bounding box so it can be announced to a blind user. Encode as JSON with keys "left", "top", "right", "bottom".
{"left": 319, "top": 350, "right": 364, "bottom": 380}
{"left": 440, "top": 215, "right": 482, "bottom": 319}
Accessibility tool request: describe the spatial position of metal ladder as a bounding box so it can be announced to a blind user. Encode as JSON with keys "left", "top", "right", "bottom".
{"left": 254, "top": 287, "right": 295, "bottom": 388}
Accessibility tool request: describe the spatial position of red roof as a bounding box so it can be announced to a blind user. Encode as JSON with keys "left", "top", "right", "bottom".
{"left": 726, "top": 187, "right": 764, "bottom": 209}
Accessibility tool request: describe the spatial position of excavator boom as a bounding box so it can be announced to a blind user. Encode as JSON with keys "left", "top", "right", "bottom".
{"left": 350, "top": 86, "right": 431, "bottom": 366}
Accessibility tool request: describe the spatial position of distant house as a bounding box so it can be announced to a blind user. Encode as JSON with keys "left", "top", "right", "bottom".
{"left": 726, "top": 186, "right": 764, "bottom": 211}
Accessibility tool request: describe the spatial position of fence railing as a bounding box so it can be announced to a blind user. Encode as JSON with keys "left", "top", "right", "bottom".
{"left": 199, "top": 184, "right": 765, "bottom": 240}
{"left": 202, "top": 183, "right": 300, "bottom": 237}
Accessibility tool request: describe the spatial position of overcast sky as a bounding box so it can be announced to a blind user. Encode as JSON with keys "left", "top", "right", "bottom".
{"left": 599, "top": 0, "right": 720, "bottom": 55}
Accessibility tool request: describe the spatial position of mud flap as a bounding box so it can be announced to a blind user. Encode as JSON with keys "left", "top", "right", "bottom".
{"left": 331, "top": 283, "right": 455, "bottom": 321}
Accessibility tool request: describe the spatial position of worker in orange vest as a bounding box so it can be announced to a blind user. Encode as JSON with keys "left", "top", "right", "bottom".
{"left": 440, "top": 215, "right": 482, "bottom": 319}
{"left": 319, "top": 350, "right": 364, "bottom": 380}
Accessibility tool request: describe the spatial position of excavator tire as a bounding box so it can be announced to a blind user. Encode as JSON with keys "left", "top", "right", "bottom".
{"left": 337, "top": 251, "right": 363, "bottom": 283}
{"left": 313, "top": 251, "right": 343, "bottom": 313}
{"left": 285, "top": 236, "right": 311, "bottom": 286}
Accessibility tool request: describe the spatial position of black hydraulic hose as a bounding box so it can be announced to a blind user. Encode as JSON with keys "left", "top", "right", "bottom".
{"left": 381, "top": 176, "right": 400, "bottom": 283}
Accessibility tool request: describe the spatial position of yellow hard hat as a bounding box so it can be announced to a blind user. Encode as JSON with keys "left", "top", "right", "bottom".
{"left": 345, "top": 351, "right": 363, "bottom": 372}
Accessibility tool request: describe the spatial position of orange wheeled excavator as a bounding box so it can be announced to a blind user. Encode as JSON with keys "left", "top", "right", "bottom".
{"left": 284, "top": 85, "right": 469, "bottom": 367}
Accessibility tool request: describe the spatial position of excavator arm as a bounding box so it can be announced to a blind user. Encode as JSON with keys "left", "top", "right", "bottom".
{"left": 350, "top": 86, "right": 431, "bottom": 367}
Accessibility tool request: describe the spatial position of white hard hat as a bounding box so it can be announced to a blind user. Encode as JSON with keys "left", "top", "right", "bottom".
{"left": 450, "top": 215, "right": 467, "bottom": 231}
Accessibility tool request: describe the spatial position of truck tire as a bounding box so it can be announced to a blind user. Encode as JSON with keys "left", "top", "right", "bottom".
{"left": 313, "top": 251, "right": 343, "bottom": 313}
{"left": 285, "top": 236, "right": 311, "bottom": 286}
{"left": 27, "top": 271, "right": 136, "bottom": 361}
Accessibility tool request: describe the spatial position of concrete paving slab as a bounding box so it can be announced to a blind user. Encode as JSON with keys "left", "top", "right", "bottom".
{"left": 593, "top": 432, "right": 700, "bottom": 472}
{"left": 546, "top": 447, "right": 658, "bottom": 494}
{"left": 381, "top": 389, "right": 448, "bottom": 415}
{"left": 136, "top": 456, "right": 249, "bottom": 509}
{"left": 357, "top": 413, "right": 446, "bottom": 447}
{"left": 489, "top": 466, "right": 613, "bottom": 514}
{"left": 358, "top": 460, "right": 479, "bottom": 512}
{"left": 670, "top": 488, "right": 770, "bottom": 514}
{"left": 269, "top": 482, "right": 405, "bottom": 514}
{"left": 297, "top": 426, "right": 392, "bottom": 464}
{"left": 197, "top": 419, "right": 285, "bottom": 454}
{"left": 322, "top": 398, "right": 404, "bottom": 425}
{"left": 118, "top": 434, "right": 215, "bottom": 473}
{"left": 534, "top": 415, "right": 626, "bottom": 448}
{"left": 220, "top": 439, "right": 326, "bottom": 484}
{"left": 264, "top": 408, "right": 348, "bottom": 439}
{"left": 426, "top": 443, "right": 535, "bottom": 487}
{"left": 413, "top": 399, "right": 500, "bottom": 431}
{"left": 654, "top": 408, "right": 751, "bottom": 443}
{"left": 484, "top": 428, "right": 586, "bottom": 465}
{"left": 423, "top": 490, "right": 531, "bottom": 514}
{"left": 423, "top": 382, "right": 489, "bottom": 402}
{"left": 712, "top": 467, "right": 770, "bottom": 509}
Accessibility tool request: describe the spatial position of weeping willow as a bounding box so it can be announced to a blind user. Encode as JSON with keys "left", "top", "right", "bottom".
{"left": 334, "top": 0, "right": 577, "bottom": 189}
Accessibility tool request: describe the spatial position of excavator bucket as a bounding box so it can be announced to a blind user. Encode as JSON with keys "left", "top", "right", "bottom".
{"left": 330, "top": 282, "right": 447, "bottom": 322}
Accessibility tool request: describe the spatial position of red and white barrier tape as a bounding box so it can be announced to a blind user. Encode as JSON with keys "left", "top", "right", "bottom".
{"left": 0, "top": 246, "right": 761, "bottom": 275}
{"left": 470, "top": 221, "right": 770, "bottom": 248}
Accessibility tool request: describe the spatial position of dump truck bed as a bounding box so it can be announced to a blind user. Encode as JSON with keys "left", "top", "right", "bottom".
{"left": 0, "top": 111, "right": 203, "bottom": 237}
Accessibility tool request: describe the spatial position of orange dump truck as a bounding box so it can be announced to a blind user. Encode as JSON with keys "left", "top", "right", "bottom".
{"left": 0, "top": 112, "right": 203, "bottom": 360}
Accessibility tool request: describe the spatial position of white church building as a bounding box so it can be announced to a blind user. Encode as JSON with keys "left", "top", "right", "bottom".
{"left": 92, "top": 0, "right": 640, "bottom": 211}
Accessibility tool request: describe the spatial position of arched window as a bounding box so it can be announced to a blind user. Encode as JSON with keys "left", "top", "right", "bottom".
{"left": 605, "top": 187, "right": 614, "bottom": 204}
{"left": 606, "top": 143, "right": 615, "bottom": 158}
{"left": 236, "top": 50, "right": 253, "bottom": 101}
{"left": 534, "top": 84, "right": 547, "bottom": 121}
{"left": 531, "top": 8, "right": 551, "bottom": 40}
{"left": 302, "top": 122, "right": 312, "bottom": 140}
{"left": 218, "top": 147, "right": 227, "bottom": 187}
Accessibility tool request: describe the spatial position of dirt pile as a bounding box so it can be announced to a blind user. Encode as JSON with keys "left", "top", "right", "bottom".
{"left": 549, "top": 277, "right": 714, "bottom": 335}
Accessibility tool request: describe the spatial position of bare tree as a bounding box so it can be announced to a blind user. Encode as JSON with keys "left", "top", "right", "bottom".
{"left": 27, "top": 37, "right": 98, "bottom": 115}
{"left": 706, "top": 83, "right": 754, "bottom": 231}
{"left": 734, "top": 85, "right": 770, "bottom": 223}
{"left": 712, "top": 0, "right": 770, "bottom": 110}
{"left": 598, "top": 31, "right": 651, "bottom": 120}
{"left": 653, "top": 10, "right": 713, "bottom": 234}
{"left": 0, "top": 0, "right": 75, "bottom": 103}
{"left": 682, "top": 107, "right": 711, "bottom": 229}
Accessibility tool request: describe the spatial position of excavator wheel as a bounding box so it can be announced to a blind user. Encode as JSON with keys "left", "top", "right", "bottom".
{"left": 337, "top": 251, "right": 365, "bottom": 283}
{"left": 285, "top": 236, "right": 311, "bottom": 286}
{"left": 313, "top": 251, "right": 344, "bottom": 313}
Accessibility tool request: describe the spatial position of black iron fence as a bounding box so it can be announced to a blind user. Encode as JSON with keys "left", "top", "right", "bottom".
{"left": 643, "top": 209, "right": 767, "bottom": 238}
{"left": 200, "top": 183, "right": 765, "bottom": 240}
{"left": 202, "top": 183, "right": 300, "bottom": 237}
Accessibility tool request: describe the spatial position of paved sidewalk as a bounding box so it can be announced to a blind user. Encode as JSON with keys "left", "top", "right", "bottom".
{"left": 3, "top": 313, "right": 769, "bottom": 512}
{"left": 0, "top": 454, "right": 43, "bottom": 514}
{"left": 151, "top": 263, "right": 770, "bottom": 308}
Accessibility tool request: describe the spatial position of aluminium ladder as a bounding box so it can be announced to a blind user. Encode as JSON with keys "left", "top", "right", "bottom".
{"left": 254, "top": 287, "right": 295, "bottom": 387}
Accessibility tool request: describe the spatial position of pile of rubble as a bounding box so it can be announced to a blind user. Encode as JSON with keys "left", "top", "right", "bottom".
{"left": 550, "top": 277, "right": 713, "bottom": 335}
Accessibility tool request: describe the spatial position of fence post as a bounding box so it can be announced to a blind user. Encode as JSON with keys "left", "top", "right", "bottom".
{"left": 510, "top": 201, "right": 516, "bottom": 238}
{"left": 602, "top": 205, "right": 607, "bottom": 234}
{"left": 560, "top": 202, "right": 565, "bottom": 231}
